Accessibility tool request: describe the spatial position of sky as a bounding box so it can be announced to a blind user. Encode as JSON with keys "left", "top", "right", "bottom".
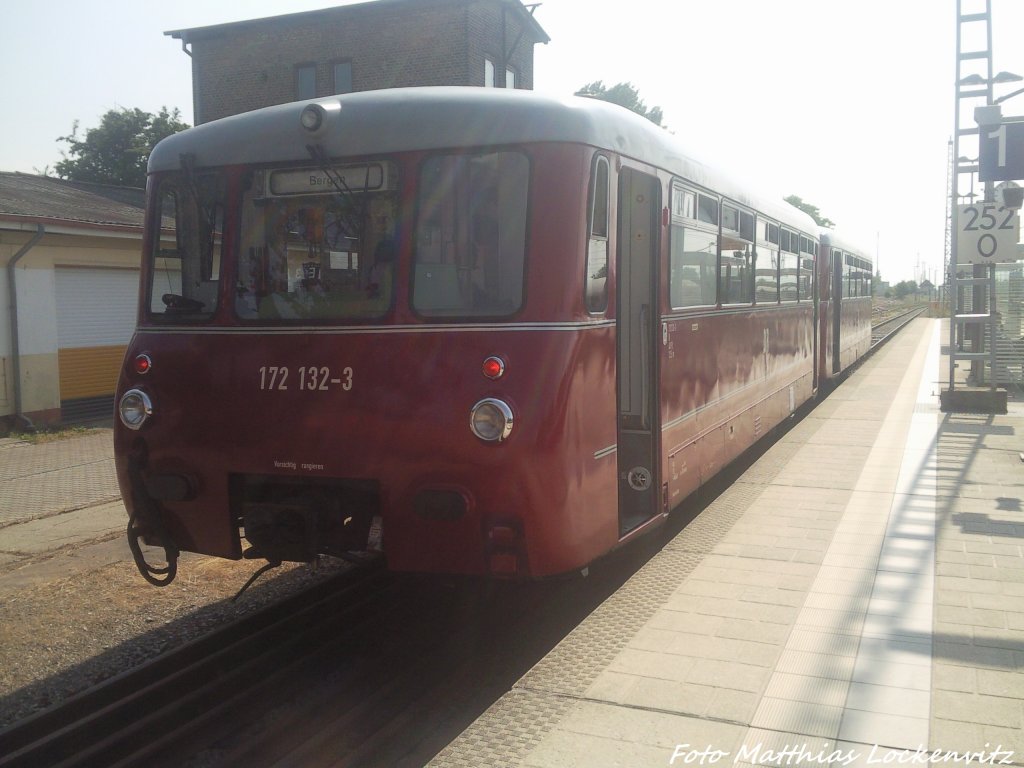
{"left": 2, "top": 0, "right": 1024, "bottom": 285}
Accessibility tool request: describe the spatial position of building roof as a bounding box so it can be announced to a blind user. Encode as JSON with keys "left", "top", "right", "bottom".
{"left": 0, "top": 172, "right": 146, "bottom": 231}
{"left": 167, "top": 0, "right": 549, "bottom": 44}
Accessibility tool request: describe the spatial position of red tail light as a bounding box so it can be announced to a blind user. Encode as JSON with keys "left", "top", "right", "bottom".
{"left": 482, "top": 356, "right": 505, "bottom": 379}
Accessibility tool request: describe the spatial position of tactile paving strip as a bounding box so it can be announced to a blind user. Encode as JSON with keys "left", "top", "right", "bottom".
{"left": 428, "top": 689, "right": 575, "bottom": 768}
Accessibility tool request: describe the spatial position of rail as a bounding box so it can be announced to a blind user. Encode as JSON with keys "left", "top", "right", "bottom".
{"left": 0, "top": 562, "right": 391, "bottom": 768}
{"left": 871, "top": 305, "right": 928, "bottom": 348}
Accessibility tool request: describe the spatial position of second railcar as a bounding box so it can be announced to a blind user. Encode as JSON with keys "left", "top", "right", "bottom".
{"left": 818, "top": 230, "right": 874, "bottom": 382}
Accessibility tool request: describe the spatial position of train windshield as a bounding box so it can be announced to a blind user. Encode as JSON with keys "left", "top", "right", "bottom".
{"left": 235, "top": 162, "right": 398, "bottom": 321}
{"left": 412, "top": 151, "right": 528, "bottom": 317}
{"left": 148, "top": 171, "right": 226, "bottom": 321}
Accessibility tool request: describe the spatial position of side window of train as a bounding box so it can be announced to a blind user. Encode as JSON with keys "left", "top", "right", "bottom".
{"left": 832, "top": 248, "right": 843, "bottom": 298}
{"left": 755, "top": 220, "right": 779, "bottom": 304}
{"left": 697, "top": 193, "right": 718, "bottom": 226}
{"left": 847, "top": 255, "right": 872, "bottom": 298}
{"left": 779, "top": 229, "right": 798, "bottom": 302}
{"left": 585, "top": 155, "right": 610, "bottom": 313}
{"left": 149, "top": 171, "right": 225, "bottom": 320}
{"left": 719, "top": 202, "right": 753, "bottom": 305}
{"left": 669, "top": 183, "right": 717, "bottom": 308}
{"left": 798, "top": 236, "right": 815, "bottom": 301}
{"left": 799, "top": 256, "right": 815, "bottom": 300}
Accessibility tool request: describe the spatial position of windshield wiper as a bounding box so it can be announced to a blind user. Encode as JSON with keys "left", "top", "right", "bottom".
{"left": 305, "top": 144, "right": 371, "bottom": 243}
{"left": 162, "top": 293, "right": 205, "bottom": 313}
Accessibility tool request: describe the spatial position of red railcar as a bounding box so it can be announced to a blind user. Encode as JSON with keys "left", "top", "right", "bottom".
{"left": 114, "top": 88, "right": 869, "bottom": 585}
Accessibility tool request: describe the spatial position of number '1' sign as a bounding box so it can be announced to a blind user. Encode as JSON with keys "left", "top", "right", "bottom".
{"left": 955, "top": 203, "right": 1021, "bottom": 265}
{"left": 979, "top": 121, "right": 1024, "bottom": 182}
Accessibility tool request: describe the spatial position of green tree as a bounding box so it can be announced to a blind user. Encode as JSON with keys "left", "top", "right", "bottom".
{"left": 784, "top": 195, "right": 835, "bottom": 228}
{"left": 576, "top": 81, "right": 663, "bottom": 126}
{"left": 55, "top": 107, "right": 189, "bottom": 188}
{"left": 892, "top": 280, "right": 919, "bottom": 299}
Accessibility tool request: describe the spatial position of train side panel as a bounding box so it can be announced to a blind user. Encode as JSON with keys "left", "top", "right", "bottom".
{"left": 660, "top": 305, "right": 814, "bottom": 509}
{"left": 835, "top": 296, "right": 872, "bottom": 371}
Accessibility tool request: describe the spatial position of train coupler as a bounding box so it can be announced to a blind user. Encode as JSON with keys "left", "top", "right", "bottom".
{"left": 127, "top": 513, "right": 180, "bottom": 587}
{"left": 126, "top": 453, "right": 180, "bottom": 587}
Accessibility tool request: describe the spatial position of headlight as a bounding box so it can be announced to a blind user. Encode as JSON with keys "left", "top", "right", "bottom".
{"left": 119, "top": 389, "right": 153, "bottom": 430}
{"left": 470, "top": 398, "right": 514, "bottom": 443}
{"left": 299, "top": 100, "right": 341, "bottom": 135}
{"left": 300, "top": 104, "right": 324, "bottom": 131}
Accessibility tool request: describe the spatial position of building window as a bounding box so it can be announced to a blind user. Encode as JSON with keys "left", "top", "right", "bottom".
{"left": 333, "top": 61, "right": 352, "bottom": 94}
{"left": 296, "top": 64, "right": 316, "bottom": 100}
{"left": 505, "top": 67, "right": 517, "bottom": 89}
{"left": 484, "top": 57, "right": 495, "bottom": 87}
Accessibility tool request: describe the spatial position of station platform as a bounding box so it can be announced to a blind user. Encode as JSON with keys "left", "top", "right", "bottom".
{"left": 431, "top": 318, "right": 1024, "bottom": 768}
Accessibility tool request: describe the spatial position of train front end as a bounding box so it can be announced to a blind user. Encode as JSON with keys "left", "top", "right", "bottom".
{"left": 114, "top": 90, "right": 619, "bottom": 584}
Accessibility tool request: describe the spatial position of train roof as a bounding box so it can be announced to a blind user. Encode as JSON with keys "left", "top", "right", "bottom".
{"left": 819, "top": 229, "right": 873, "bottom": 261}
{"left": 149, "top": 87, "right": 818, "bottom": 235}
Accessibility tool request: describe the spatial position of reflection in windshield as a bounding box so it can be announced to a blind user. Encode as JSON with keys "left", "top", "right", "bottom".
{"left": 413, "top": 151, "right": 528, "bottom": 317}
{"left": 236, "top": 164, "right": 398, "bottom": 321}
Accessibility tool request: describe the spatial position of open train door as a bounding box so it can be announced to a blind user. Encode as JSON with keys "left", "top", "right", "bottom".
{"left": 616, "top": 168, "right": 661, "bottom": 536}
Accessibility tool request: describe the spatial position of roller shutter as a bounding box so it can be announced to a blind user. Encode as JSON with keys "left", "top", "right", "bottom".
{"left": 55, "top": 267, "right": 140, "bottom": 422}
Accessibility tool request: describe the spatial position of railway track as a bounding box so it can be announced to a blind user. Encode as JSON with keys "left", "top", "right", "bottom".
{"left": 0, "top": 556, "right": 643, "bottom": 768}
{"left": 0, "top": 561, "right": 393, "bottom": 768}
{"left": 871, "top": 304, "right": 928, "bottom": 347}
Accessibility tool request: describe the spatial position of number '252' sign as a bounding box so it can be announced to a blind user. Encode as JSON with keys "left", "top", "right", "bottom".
{"left": 956, "top": 203, "right": 1021, "bottom": 265}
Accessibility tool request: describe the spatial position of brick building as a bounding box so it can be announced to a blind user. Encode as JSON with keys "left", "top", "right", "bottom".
{"left": 167, "top": 0, "right": 549, "bottom": 125}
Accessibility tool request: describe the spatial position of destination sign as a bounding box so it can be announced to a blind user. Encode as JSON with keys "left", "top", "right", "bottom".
{"left": 268, "top": 164, "right": 388, "bottom": 196}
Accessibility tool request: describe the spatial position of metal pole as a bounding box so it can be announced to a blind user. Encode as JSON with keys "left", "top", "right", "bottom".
{"left": 6, "top": 223, "right": 45, "bottom": 430}
{"left": 949, "top": 0, "right": 963, "bottom": 393}
{"left": 972, "top": 4, "right": 995, "bottom": 385}
{"left": 990, "top": 263, "right": 997, "bottom": 392}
